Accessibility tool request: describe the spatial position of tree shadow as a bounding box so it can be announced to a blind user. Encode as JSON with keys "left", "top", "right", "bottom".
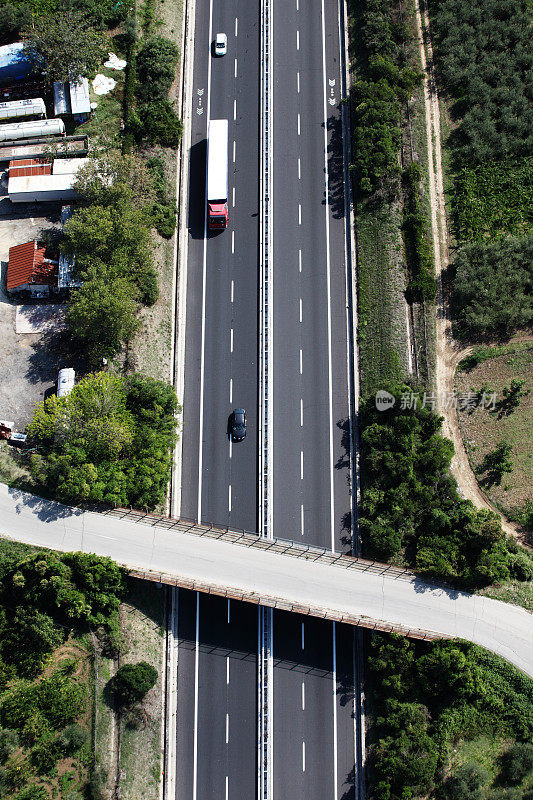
{"left": 324, "top": 111, "right": 346, "bottom": 221}
{"left": 7, "top": 485, "right": 84, "bottom": 521}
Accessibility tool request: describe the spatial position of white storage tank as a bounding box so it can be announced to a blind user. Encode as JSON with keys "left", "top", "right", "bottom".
{"left": 0, "top": 118, "right": 65, "bottom": 142}
{"left": 0, "top": 98, "right": 46, "bottom": 122}
{"left": 57, "top": 368, "right": 75, "bottom": 398}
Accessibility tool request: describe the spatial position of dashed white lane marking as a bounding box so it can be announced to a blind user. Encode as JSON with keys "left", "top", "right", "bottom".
{"left": 296, "top": 0, "right": 299, "bottom": 9}
{"left": 300, "top": 450, "right": 304, "bottom": 479}
{"left": 299, "top": 348, "right": 303, "bottom": 374}
{"left": 298, "top": 157, "right": 301, "bottom": 179}
{"left": 228, "top": 484, "right": 232, "bottom": 512}
{"left": 299, "top": 297, "right": 302, "bottom": 322}
{"left": 298, "top": 249, "right": 302, "bottom": 272}
{"left": 230, "top": 280, "right": 234, "bottom": 303}
{"left": 297, "top": 113, "right": 301, "bottom": 135}
{"left": 298, "top": 204, "right": 302, "bottom": 225}
{"left": 231, "top": 230, "right": 235, "bottom": 253}
{"left": 301, "top": 622, "right": 305, "bottom": 649}
{"left": 229, "top": 439, "right": 232, "bottom": 459}
{"left": 226, "top": 713, "right": 229, "bottom": 743}
{"left": 226, "top": 656, "right": 230, "bottom": 684}
{"left": 300, "top": 398, "right": 303, "bottom": 426}
{"left": 233, "top": 99, "right": 237, "bottom": 120}
{"left": 234, "top": 58, "right": 237, "bottom": 78}
{"left": 230, "top": 328, "right": 234, "bottom": 352}
{"left": 302, "top": 741, "right": 306, "bottom": 772}
{"left": 229, "top": 378, "right": 233, "bottom": 403}
{"left": 232, "top": 186, "right": 235, "bottom": 207}
{"left": 227, "top": 598, "right": 231, "bottom": 623}
{"left": 225, "top": 775, "right": 229, "bottom": 800}
{"left": 234, "top": 17, "right": 238, "bottom": 36}
{"left": 300, "top": 503, "right": 304, "bottom": 534}
{"left": 297, "top": 29, "right": 300, "bottom": 50}
{"left": 301, "top": 681, "right": 305, "bottom": 710}
{"left": 233, "top": 140, "right": 236, "bottom": 162}
{"left": 297, "top": 71, "right": 300, "bottom": 93}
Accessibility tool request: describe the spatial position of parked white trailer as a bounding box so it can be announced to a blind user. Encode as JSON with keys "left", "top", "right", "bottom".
{"left": 207, "top": 119, "right": 229, "bottom": 229}
{"left": 0, "top": 98, "right": 46, "bottom": 122}
{"left": 0, "top": 118, "right": 65, "bottom": 142}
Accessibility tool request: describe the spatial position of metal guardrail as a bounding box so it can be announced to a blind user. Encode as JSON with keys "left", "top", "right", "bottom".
{"left": 128, "top": 567, "right": 447, "bottom": 643}
{"left": 258, "top": 0, "right": 273, "bottom": 798}
{"left": 102, "top": 506, "right": 420, "bottom": 583}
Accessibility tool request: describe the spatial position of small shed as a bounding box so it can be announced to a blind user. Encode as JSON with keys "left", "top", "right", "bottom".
{"left": 7, "top": 240, "right": 58, "bottom": 296}
{"left": 54, "top": 77, "right": 91, "bottom": 124}
{"left": 8, "top": 156, "right": 88, "bottom": 203}
{"left": 0, "top": 43, "right": 33, "bottom": 87}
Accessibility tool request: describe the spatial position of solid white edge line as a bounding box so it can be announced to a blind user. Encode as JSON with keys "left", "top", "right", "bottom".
{"left": 333, "top": 622, "right": 338, "bottom": 800}
{"left": 197, "top": 0, "right": 214, "bottom": 525}
{"left": 192, "top": 593, "right": 200, "bottom": 800}
{"left": 321, "top": 0, "right": 336, "bottom": 554}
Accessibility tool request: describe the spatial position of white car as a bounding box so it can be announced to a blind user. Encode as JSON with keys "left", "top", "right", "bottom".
{"left": 214, "top": 32, "right": 227, "bottom": 56}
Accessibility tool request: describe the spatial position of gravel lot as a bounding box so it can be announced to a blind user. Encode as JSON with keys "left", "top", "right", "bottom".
{"left": 0, "top": 169, "right": 74, "bottom": 429}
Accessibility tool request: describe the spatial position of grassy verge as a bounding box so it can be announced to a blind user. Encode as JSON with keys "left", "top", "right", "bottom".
{"left": 117, "top": 579, "right": 165, "bottom": 800}
{"left": 478, "top": 580, "right": 533, "bottom": 612}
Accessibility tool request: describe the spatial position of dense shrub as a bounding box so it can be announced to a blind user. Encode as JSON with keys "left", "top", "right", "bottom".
{"left": 452, "top": 234, "right": 533, "bottom": 340}
{"left": 136, "top": 36, "right": 179, "bottom": 101}
{"left": 499, "top": 743, "right": 533, "bottom": 785}
{"left": 358, "top": 384, "right": 531, "bottom": 587}
{"left": 137, "top": 99, "right": 183, "bottom": 148}
{"left": 109, "top": 661, "right": 158, "bottom": 706}
{"left": 0, "top": 729, "right": 19, "bottom": 764}
{"left": 349, "top": 0, "right": 421, "bottom": 196}
{"left": 367, "top": 634, "right": 533, "bottom": 799}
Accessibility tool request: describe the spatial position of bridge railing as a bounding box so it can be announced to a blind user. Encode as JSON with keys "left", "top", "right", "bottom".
{"left": 101, "top": 506, "right": 417, "bottom": 582}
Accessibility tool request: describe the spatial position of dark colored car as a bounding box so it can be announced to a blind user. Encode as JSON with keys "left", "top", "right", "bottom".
{"left": 230, "top": 408, "right": 246, "bottom": 442}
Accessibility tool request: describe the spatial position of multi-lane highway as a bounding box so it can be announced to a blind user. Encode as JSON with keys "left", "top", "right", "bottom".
{"left": 177, "top": 0, "right": 359, "bottom": 796}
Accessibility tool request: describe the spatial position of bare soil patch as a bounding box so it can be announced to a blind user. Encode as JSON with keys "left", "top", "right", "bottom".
{"left": 455, "top": 348, "right": 532, "bottom": 527}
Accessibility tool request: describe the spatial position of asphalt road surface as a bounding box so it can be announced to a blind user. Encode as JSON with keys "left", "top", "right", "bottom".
{"left": 176, "top": 0, "right": 261, "bottom": 797}
{"left": 270, "top": 0, "right": 357, "bottom": 798}
{"left": 179, "top": 0, "right": 259, "bottom": 534}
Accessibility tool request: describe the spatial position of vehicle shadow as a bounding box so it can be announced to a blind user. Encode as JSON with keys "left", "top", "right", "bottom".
{"left": 187, "top": 138, "right": 206, "bottom": 240}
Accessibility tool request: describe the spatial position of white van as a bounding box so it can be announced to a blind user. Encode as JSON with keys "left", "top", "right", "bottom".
{"left": 57, "top": 368, "right": 75, "bottom": 398}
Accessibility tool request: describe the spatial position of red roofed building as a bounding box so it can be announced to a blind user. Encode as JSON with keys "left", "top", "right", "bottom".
{"left": 7, "top": 240, "right": 58, "bottom": 295}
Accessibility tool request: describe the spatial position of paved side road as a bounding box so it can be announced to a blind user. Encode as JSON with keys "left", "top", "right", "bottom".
{"left": 1, "top": 483, "right": 532, "bottom": 678}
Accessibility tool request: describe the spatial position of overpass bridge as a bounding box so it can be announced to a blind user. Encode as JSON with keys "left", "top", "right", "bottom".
{"left": 1, "top": 483, "right": 532, "bottom": 678}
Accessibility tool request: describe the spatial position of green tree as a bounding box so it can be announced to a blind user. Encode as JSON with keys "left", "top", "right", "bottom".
{"left": 3, "top": 607, "right": 63, "bottom": 677}
{"left": 22, "top": 11, "right": 107, "bottom": 83}
{"left": 67, "top": 271, "right": 140, "bottom": 363}
{"left": 109, "top": 662, "right": 158, "bottom": 706}
{"left": 136, "top": 36, "right": 179, "bottom": 101}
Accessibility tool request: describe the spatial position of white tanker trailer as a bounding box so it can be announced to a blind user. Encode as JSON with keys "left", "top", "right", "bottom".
{"left": 0, "top": 118, "right": 65, "bottom": 142}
